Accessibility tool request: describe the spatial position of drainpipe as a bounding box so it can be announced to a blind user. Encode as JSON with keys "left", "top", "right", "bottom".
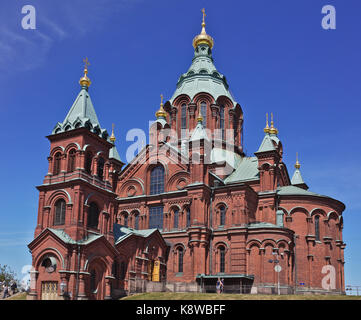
{"left": 209, "top": 186, "right": 215, "bottom": 276}
{"left": 75, "top": 244, "right": 81, "bottom": 300}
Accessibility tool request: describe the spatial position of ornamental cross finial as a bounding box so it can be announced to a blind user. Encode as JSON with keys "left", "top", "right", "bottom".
{"left": 160, "top": 93, "right": 164, "bottom": 106}
{"left": 202, "top": 8, "right": 206, "bottom": 25}
{"left": 83, "top": 57, "right": 90, "bottom": 70}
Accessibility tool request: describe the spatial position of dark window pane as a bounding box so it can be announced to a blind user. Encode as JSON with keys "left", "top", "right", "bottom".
{"left": 87, "top": 202, "right": 99, "bottom": 229}
{"left": 53, "top": 152, "right": 62, "bottom": 175}
{"left": 54, "top": 199, "right": 66, "bottom": 225}
{"left": 315, "top": 215, "right": 320, "bottom": 241}
{"left": 220, "top": 246, "right": 225, "bottom": 273}
{"left": 186, "top": 208, "right": 191, "bottom": 228}
{"left": 201, "top": 102, "right": 207, "bottom": 127}
{"left": 174, "top": 209, "right": 179, "bottom": 229}
{"left": 97, "top": 157, "right": 104, "bottom": 180}
{"left": 178, "top": 248, "right": 183, "bottom": 273}
{"left": 135, "top": 214, "right": 139, "bottom": 230}
{"left": 220, "top": 206, "right": 226, "bottom": 226}
{"left": 220, "top": 105, "right": 225, "bottom": 140}
{"left": 149, "top": 206, "right": 164, "bottom": 230}
{"left": 150, "top": 166, "right": 164, "bottom": 195}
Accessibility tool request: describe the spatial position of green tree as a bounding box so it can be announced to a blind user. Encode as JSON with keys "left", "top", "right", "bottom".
{"left": 0, "top": 264, "right": 17, "bottom": 285}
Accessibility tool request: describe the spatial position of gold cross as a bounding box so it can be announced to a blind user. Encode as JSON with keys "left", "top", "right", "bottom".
{"left": 83, "top": 57, "right": 90, "bottom": 70}
{"left": 202, "top": 8, "right": 206, "bottom": 23}
{"left": 160, "top": 94, "right": 163, "bottom": 106}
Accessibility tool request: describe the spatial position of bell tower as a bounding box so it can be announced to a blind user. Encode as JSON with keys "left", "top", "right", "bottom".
{"left": 35, "top": 59, "right": 124, "bottom": 242}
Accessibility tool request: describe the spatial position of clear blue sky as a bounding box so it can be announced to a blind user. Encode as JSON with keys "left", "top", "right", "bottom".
{"left": 0, "top": 0, "right": 360, "bottom": 287}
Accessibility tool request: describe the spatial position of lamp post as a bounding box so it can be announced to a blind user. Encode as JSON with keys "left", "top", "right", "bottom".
{"left": 268, "top": 252, "right": 282, "bottom": 295}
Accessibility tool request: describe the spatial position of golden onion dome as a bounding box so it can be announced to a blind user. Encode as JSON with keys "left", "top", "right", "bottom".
{"left": 295, "top": 152, "right": 301, "bottom": 169}
{"left": 79, "top": 57, "right": 91, "bottom": 88}
{"left": 197, "top": 108, "right": 203, "bottom": 123}
{"left": 155, "top": 94, "right": 167, "bottom": 118}
{"left": 264, "top": 113, "right": 270, "bottom": 133}
{"left": 110, "top": 123, "right": 116, "bottom": 143}
{"left": 269, "top": 112, "right": 279, "bottom": 135}
{"left": 192, "top": 8, "right": 214, "bottom": 49}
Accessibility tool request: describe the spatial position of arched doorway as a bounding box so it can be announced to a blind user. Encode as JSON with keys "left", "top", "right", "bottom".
{"left": 88, "top": 259, "right": 107, "bottom": 300}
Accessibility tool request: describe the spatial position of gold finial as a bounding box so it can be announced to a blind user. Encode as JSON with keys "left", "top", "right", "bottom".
{"left": 110, "top": 123, "right": 116, "bottom": 143}
{"left": 269, "top": 112, "right": 278, "bottom": 135}
{"left": 155, "top": 93, "right": 167, "bottom": 118}
{"left": 202, "top": 8, "right": 206, "bottom": 27}
{"left": 264, "top": 113, "right": 270, "bottom": 133}
{"left": 295, "top": 152, "right": 301, "bottom": 169}
{"left": 197, "top": 108, "right": 203, "bottom": 123}
{"left": 192, "top": 8, "right": 214, "bottom": 49}
{"left": 79, "top": 57, "right": 91, "bottom": 88}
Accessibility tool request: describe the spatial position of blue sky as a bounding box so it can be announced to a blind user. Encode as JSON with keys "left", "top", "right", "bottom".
{"left": 0, "top": 0, "right": 360, "bottom": 288}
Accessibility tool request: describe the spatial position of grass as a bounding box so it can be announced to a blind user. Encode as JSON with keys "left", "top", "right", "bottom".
{"left": 4, "top": 292, "right": 28, "bottom": 300}
{"left": 121, "top": 292, "right": 361, "bottom": 300}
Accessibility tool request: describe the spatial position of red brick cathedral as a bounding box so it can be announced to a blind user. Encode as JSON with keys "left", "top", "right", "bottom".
{"left": 28, "top": 12, "right": 346, "bottom": 300}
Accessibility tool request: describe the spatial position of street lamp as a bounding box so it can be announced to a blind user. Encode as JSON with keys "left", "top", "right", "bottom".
{"left": 268, "top": 252, "right": 282, "bottom": 295}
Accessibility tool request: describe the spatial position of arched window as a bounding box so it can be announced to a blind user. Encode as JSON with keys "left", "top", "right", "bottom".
{"left": 174, "top": 209, "right": 179, "bottom": 229}
{"left": 85, "top": 152, "right": 93, "bottom": 175}
{"left": 186, "top": 207, "right": 191, "bottom": 228}
{"left": 87, "top": 202, "right": 99, "bottom": 229}
{"left": 220, "top": 205, "right": 226, "bottom": 226}
{"left": 124, "top": 214, "right": 128, "bottom": 227}
{"left": 54, "top": 199, "right": 66, "bottom": 225}
{"left": 219, "top": 246, "right": 225, "bottom": 273}
{"left": 201, "top": 102, "right": 207, "bottom": 127}
{"left": 90, "top": 269, "right": 96, "bottom": 292}
{"left": 53, "top": 152, "right": 62, "bottom": 175}
{"left": 220, "top": 105, "right": 225, "bottom": 140}
{"left": 177, "top": 247, "right": 184, "bottom": 273}
{"left": 120, "top": 262, "right": 126, "bottom": 280}
{"left": 150, "top": 165, "right": 164, "bottom": 195}
{"left": 67, "top": 149, "right": 76, "bottom": 172}
{"left": 181, "top": 104, "right": 187, "bottom": 138}
{"left": 97, "top": 157, "right": 105, "bottom": 180}
{"left": 134, "top": 214, "right": 139, "bottom": 230}
{"left": 315, "top": 215, "right": 320, "bottom": 241}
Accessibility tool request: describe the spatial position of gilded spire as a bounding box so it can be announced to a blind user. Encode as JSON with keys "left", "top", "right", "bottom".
{"left": 264, "top": 113, "right": 270, "bottom": 133}
{"left": 197, "top": 108, "right": 203, "bottom": 123}
{"left": 110, "top": 123, "right": 116, "bottom": 143}
{"left": 295, "top": 152, "right": 301, "bottom": 169}
{"left": 192, "top": 8, "right": 214, "bottom": 49}
{"left": 269, "top": 112, "right": 279, "bottom": 135}
{"left": 155, "top": 94, "right": 167, "bottom": 118}
{"left": 79, "top": 57, "right": 91, "bottom": 88}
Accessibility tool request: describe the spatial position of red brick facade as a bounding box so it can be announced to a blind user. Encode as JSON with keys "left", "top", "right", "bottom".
{"left": 28, "top": 17, "right": 346, "bottom": 299}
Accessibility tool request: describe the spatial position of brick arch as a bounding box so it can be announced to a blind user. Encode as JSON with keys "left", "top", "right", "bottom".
{"left": 172, "top": 94, "right": 191, "bottom": 107}
{"left": 46, "top": 189, "right": 72, "bottom": 206}
{"left": 310, "top": 208, "right": 327, "bottom": 217}
{"left": 145, "top": 162, "right": 169, "bottom": 193}
{"left": 64, "top": 142, "right": 81, "bottom": 153}
{"left": 214, "top": 241, "right": 229, "bottom": 251}
{"left": 327, "top": 211, "right": 339, "bottom": 220}
{"left": 278, "top": 206, "right": 289, "bottom": 216}
{"left": 192, "top": 92, "right": 214, "bottom": 105}
{"left": 172, "top": 242, "right": 187, "bottom": 253}
{"left": 262, "top": 239, "right": 277, "bottom": 248}
{"left": 166, "top": 171, "right": 190, "bottom": 192}
{"left": 34, "top": 247, "right": 65, "bottom": 270}
{"left": 50, "top": 146, "right": 65, "bottom": 157}
{"left": 216, "top": 95, "right": 234, "bottom": 109}
{"left": 246, "top": 239, "right": 262, "bottom": 250}
{"left": 118, "top": 179, "right": 145, "bottom": 198}
{"left": 289, "top": 206, "right": 309, "bottom": 217}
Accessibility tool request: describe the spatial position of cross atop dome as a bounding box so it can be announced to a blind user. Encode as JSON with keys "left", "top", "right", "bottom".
{"left": 192, "top": 8, "right": 214, "bottom": 49}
